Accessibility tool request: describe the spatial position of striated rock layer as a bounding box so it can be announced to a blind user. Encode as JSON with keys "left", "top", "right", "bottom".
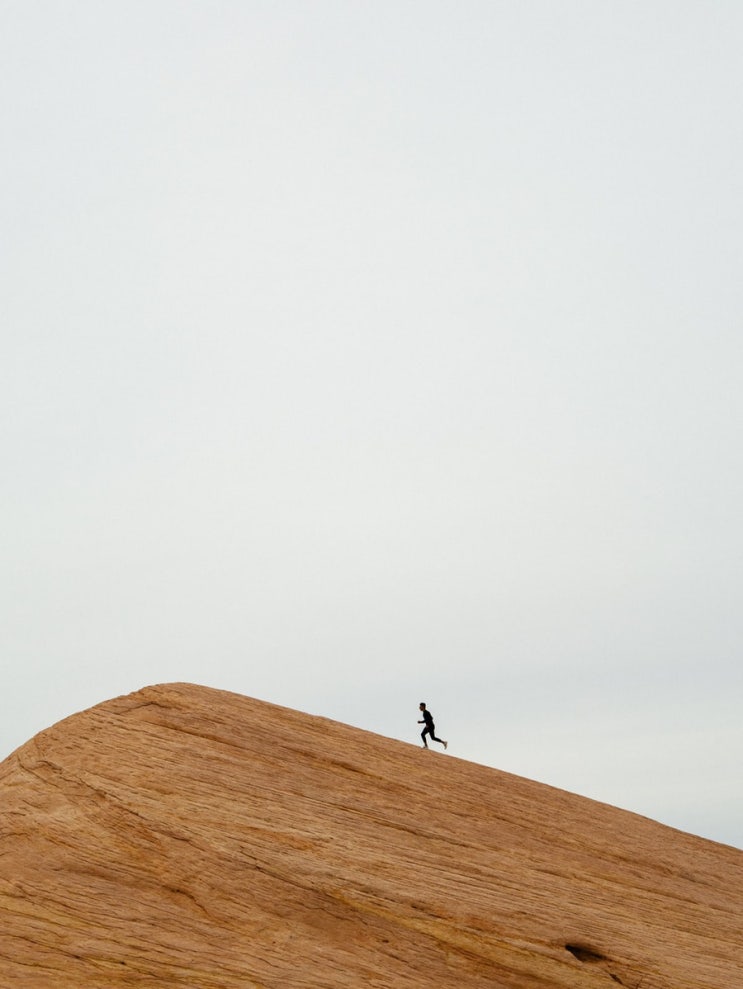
{"left": 1, "top": 682, "right": 741, "bottom": 988}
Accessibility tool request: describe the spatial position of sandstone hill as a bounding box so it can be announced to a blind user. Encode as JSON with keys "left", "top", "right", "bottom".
{"left": 1, "top": 683, "right": 741, "bottom": 988}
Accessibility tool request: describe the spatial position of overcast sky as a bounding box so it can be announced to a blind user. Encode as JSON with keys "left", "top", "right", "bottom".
{"left": 3, "top": 2, "right": 741, "bottom": 849}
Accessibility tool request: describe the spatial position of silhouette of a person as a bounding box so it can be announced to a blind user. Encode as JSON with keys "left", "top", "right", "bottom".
{"left": 418, "top": 702, "right": 447, "bottom": 750}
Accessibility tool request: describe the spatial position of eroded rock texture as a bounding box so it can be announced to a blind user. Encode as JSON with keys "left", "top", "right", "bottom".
{"left": 1, "top": 682, "right": 741, "bottom": 987}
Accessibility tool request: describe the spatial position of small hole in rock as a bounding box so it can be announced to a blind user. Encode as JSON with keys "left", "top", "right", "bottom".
{"left": 566, "top": 943, "right": 606, "bottom": 964}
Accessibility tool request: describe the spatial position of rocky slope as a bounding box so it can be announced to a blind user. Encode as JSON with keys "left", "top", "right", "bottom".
{"left": 1, "top": 682, "right": 741, "bottom": 988}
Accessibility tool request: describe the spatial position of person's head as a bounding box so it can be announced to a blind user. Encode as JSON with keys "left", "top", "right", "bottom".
{"left": 419, "top": 702, "right": 426, "bottom": 711}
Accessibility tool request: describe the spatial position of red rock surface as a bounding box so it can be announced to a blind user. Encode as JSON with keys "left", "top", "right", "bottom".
{"left": 1, "top": 682, "right": 741, "bottom": 988}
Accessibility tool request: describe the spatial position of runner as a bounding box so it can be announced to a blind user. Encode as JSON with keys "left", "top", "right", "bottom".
{"left": 418, "top": 703, "right": 448, "bottom": 750}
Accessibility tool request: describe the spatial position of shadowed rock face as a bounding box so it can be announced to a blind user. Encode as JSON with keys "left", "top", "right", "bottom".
{"left": 1, "top": 683, "right": 741, "bottom": 988}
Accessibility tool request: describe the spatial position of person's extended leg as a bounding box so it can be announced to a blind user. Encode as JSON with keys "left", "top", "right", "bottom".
{"left": 421, "top": 726, "right": 431, "bottom": 748}
{"left": 431, "top": 728, "right": 448, "bottom": 750}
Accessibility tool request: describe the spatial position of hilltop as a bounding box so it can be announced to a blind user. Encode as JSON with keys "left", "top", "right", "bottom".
{"left": 1, "top": 682, "right": 741, "bottom": 988}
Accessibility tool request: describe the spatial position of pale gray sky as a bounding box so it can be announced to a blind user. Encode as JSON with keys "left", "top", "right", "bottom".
{"left": 3, "top": 2, "right": 741, "bottom": 848}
